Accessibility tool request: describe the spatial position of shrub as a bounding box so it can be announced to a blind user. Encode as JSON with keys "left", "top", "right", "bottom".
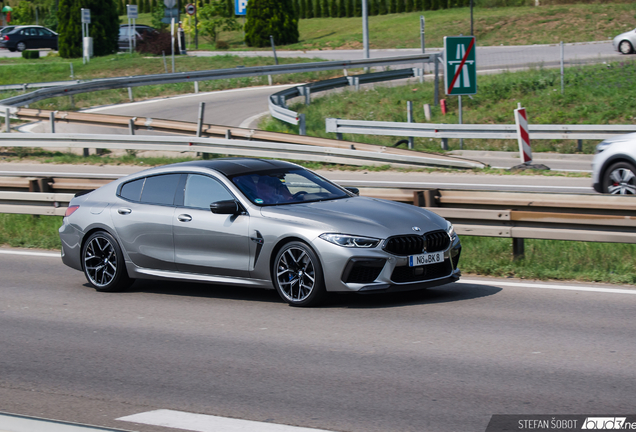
{"left": 22, "top": 50, "right": 40, "bottom": 59}
{"left": 136, "top": 31, "right": 179, "bottom": 55}
{"left": 216, "top": 40, "right": 229, "bottom": 49}
{"left": 244, "top": 0, "right": 299, "bottom": 47}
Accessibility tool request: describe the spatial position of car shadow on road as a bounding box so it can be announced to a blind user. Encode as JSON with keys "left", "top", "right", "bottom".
{"left": 326, "top": 282, "right": 502, "bottom": 309}
{"left": 114, "top": 280, "right": 501, "bottom": 309}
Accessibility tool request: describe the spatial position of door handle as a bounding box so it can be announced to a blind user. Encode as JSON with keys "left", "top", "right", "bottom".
{"left": 178, "top": 214, "right": 192, "bottom": 222}
{"left": 117, "top": 208, "right": 132, "bottom": 215}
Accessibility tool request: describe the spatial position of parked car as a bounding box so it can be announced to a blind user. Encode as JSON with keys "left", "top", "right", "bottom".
{"left": 0, "top": 25, "right": 57, "bottom": 52}
{"left": 59, "top": 159, "right": 462, "bottom": 307}
{"left": 592, "top": 133, "right": 636, "bottom": 194}
{"left": 613, "top": 28, "right": 636, "bottom": 54}
{"left": 118, "top": 24, "right": 156, "bottom": 51}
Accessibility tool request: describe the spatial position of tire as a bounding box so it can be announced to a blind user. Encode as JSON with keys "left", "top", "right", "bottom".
{"left": 273, "top": 241, "right": 326, "bottom": 307}
{"left": 82, "top": 231, "right": 133, "bottom": 292}
{"left": 16, "top": 42, "right": 26, "bottom": 52}
{"left": 619, "top": 40, "right": 633, "bottom": 55}
{"left": 602, "top": 161, "right": 636, "bottom": 195}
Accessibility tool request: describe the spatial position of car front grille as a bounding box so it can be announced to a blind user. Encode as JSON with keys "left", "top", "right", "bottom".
{"left": 383, "top": 230, "right": 450, "bottom": 256}
{"left": 390, "top": 260, "right": 452, "bottom": 283}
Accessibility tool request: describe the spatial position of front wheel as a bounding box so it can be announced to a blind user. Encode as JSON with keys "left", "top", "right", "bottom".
{"left": 619, "top": 40, "right": 633, "bottom": 55}
{"left": 82, "top": 231, "right": 133, "bottom": 292}
{"left": 602, "top": 161, "right": 636, "bottom": 194}
{"left": 273, "top": 241, "right": 326, "bottom": 307}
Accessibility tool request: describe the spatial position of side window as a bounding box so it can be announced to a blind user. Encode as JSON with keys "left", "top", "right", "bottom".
{"left": 184, "top": 174, "right": 233, "bottom": 209}
{"left": 119, "top": 178, "right": 145, "bottom": 202}
{"left": 140, "top": 174, "right": 181, "bottom": 205}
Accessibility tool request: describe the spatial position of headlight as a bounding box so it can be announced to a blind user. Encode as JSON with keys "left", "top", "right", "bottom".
{"left": 446, "top": 221, "right": 457, "bottom": 241}
{"left": 319, "top": 233, "right": 380, "bottom": 248}
{"left": 595, "top": 141, "right": 613, "bottom": 154}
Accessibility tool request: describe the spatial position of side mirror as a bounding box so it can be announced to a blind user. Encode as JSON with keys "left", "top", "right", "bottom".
{"left": 210, "top": 200, "right": 241, "bottom": 215}
{"left": 345, "top": 187, "right": 360, "bottom": 196}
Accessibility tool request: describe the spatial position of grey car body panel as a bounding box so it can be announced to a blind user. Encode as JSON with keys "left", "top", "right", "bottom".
{"left": 60, "top": 159, "right": 461, "bottom": 294}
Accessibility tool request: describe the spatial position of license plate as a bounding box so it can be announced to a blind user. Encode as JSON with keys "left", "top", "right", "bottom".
{"left": 408, "top": 251, "right": 444, "bottom": 267}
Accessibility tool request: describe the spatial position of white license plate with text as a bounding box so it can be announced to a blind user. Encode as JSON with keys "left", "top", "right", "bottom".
{"left": 408, "top": 251, "right": 444, "bottom": 267}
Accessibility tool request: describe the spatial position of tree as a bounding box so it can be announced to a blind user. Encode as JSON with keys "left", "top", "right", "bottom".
{"left": 151, "top": 1, "right": 168, "bottom": 30}
{"left": 244, "top": 0, "right": 298, "bottom": 47}
{"left": 199, "top": 0, "right": 241, "bottom": 44}
{"left": 306, "top": 0, "right": 313, "bottom": 18}
{"left": 338, "top": 0, "right": 345, "bottom": 17}
{"left": 58, "top": 0, "right": 119, "bottom": 58}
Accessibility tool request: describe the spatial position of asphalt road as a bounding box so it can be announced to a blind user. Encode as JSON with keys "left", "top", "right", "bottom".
{"left": 1, "top": 249, "right": 635, "bottom": 432}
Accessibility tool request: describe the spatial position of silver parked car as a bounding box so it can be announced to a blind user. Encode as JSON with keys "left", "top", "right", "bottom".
{"left": 59, "top": 159, "right": 461, "bottom": 306}
{"left": 613, "top": 28, "right": 636, "bottom": 54}
{"left": 592, "top": 133, "right": 636, "bottom": 194}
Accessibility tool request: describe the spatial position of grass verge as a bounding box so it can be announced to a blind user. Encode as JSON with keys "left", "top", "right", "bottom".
{"left": 2, "top": 213, "right": 632, "bottom": 284}
{"left": 261, "top": 59, "right": 636, "bottom": 153}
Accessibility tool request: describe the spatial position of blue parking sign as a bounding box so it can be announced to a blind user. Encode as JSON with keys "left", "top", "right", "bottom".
{"left": 235, "top": 0, "right": 248, "bottom": 15}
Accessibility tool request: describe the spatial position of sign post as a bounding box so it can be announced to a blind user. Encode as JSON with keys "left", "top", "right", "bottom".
{"left": 444, "top": 36, "right": 476, "bottom": 149}
{"left": 126, "top": 4, "right": 138, "bottom": 53}
{"left": 185, "top": 3, "right": 197, "bottom": 49}
{"left": 80, "top": 8, "right": 91, "bottom": 64}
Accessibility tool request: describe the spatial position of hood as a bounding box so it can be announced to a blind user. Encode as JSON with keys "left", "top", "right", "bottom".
{"left": 260, "top": 196, "right": 448, "bottom": 238}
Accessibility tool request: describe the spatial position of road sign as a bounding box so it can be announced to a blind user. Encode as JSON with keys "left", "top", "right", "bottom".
{"left": 235, "top": 0, "right": 248, "bottom": 16}
{"left": 126, "top": 4, "right": 138, "bottom": 19}
{"left": 443, "top": 36, "right": 477, "bottom": 96}
{"left": 514, "top": 104, "right": 532, "bottom": 164}
{"left": 164, "top": 0, "right": 177, "bottom": 8}
{"left": 81, "top": 8, "right": 90, "bottom": 24}
{"left": 186, "top": 3, "right": 196, "bottom": 15}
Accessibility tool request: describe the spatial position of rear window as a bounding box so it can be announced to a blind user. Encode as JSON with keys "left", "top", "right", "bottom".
{"left": 140, "top": 174, "right": 181, "bottom": 205}
{"left": 120, "top": 178, "right": 144, "bottom": 202}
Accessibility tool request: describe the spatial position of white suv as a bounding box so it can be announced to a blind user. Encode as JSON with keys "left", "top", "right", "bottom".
{"left": 592, "top": 133, "right": 636, "bottom": 194}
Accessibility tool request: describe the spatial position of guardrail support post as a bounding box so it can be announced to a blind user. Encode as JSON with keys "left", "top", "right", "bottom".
{"left": 194, "top": 81, "right": 199, "bottom": 94}
{"left": 128, "top": 87, "right": 134, "bottom": 102}
{"left": 336, "top": 133, "right": 343, "bottom": 140}
{"left": 129, "top": 118, "right": 135, "bottom": 135}
{"left": 197, "top": 102, "right": 205, "bottom": 138}
{"left": 355, "top": 77, "right": 360, "bottom": 91}
{"left": 304, "top": 87, "right": 311, "bottom": 106}
{"left": 407, "top": 101, "right": 414, "bottom": 150}
{"left": 49, "top": 111, "right": 55, "bottom": 134}
{"left": 441, "top": 138, "right": 448, "bottom": 150}
{"left": 513, "top": 238, "right": 525, "bottom": 260}
{"left": 298, "top": 114, "right": 306, "bottom": 136}
{"left": 423, "top": 104, "right": 431, "bottom": 121}
{"left": 4, "top": 108, "right": 9, "bottom": 133}
{"left": 577, "top": 139, "right": 583, "bottom": 152}
{"left": 225, "top": 129, "right": 232, "bottom": 140}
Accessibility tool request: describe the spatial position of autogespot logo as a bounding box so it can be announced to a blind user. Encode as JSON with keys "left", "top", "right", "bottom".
{"left": 582, "top": 418, "right": 629, "bottom": 430}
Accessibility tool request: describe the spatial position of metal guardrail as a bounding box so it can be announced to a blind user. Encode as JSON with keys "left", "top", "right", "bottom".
{"left": 269, "top": 66, "right": 432, "bottom": 134}
{"left": 0, "top": 191, "right": 73, "bottom": 216}
{"left": 0, "top": 79, "right": 87, "bottom": 92}
{"left": 0, "top": 54, "right": 436, "bottom": 108}
{"left": 0, "top": 133, "right": 484, "bottom": 169}
{"left": 325, "top": 118, "right": 636, "bottom": 142}
{"left": 6, "top": 109, "right": 485, "bottom": 169}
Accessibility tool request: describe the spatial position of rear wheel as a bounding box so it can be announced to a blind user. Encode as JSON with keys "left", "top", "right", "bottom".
{"left": 16, "top": 41, "right": 26, "bottom": 52}
{"left": 273, "top": 241, "right": 326, "bottom": 307}
{"left": 603, "top": 161, "right": 636, "bottom": 194}
{"left": 82, "top": 231, "right": 133, "bottom": 292}
{"left": 619, "top": 40, "right": 633, "bottom": 55}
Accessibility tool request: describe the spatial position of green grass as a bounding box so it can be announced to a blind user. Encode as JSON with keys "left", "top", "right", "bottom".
{"left": 128, "top": 4, "right": 636, "bottom": 51}
{"left": 2, "top": 213, "right": 633, "bottom": 284}
{"left": 261, "top": 60, "right": 636, "bottom": 153}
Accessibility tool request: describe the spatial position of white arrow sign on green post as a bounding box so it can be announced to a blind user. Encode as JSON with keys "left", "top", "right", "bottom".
{"left": 443, "top": 36, "right": 477, "bottom": 96}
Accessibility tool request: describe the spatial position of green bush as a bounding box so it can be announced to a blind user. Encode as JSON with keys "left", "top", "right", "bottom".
{"left": 21, "top": 50, "right": 40, "bottom": 59}
{"left": 244, "top": 0, "right": 299, "bottom": 47}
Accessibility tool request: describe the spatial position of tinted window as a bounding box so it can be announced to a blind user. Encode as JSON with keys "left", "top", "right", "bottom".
{"left": 140, "top": 174, "right": 180, "bottom": 205}
{"left": 120, "top": 178, "right": 145, "bottom": 202}
{"left": 184, "top": 174, "right": 233, "bottom": 209}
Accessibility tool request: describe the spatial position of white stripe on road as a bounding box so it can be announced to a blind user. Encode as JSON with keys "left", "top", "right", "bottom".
{"left": 117, "top": 410, "right": 335, "bottom": 432}
{"left": 0, "top": 249, "right": 60, "bottom": 258}
{"left": 459, "top": 278, "right": 636, "bottom": 295}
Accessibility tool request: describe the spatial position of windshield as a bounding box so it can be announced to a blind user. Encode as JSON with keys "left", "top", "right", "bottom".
{"left": 231, "top": 168, "right": 349, "bottom": 205}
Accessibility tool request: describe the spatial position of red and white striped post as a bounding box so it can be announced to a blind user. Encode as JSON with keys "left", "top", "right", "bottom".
{"left": 514, "top": 103, "right": 532, "bottom": 165}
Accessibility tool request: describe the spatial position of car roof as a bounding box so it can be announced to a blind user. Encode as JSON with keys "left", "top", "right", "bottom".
{"left": 168, "top": 158, "right": 301, "bottom": 177}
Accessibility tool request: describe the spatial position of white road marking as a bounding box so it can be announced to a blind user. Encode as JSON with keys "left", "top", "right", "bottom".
{"left": 459, "top": 278, "right": 636, "bottom": 295}
{"left": 0, "top": 249, "right": 60, "bottom": 258}
{"left": 82, "top": 84, "right": 297, "bottom": 113}
{"left": 117, "top": 410, "right": 335, "bottom": 432}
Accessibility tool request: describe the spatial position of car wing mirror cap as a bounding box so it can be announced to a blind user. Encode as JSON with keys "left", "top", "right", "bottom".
{"left": 345, "top": 187, "right": 360, "bottom": 196}
{"left": 210, "top": 200, "right": 241, "bottom": 215}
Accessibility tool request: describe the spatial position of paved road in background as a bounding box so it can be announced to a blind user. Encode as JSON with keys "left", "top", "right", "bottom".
{"left": 1, "top": 250, "right": 634, "bottom": 432}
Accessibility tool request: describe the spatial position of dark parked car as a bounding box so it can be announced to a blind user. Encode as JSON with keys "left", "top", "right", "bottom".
{"left": 0, "top": 25, "right": 58, "bottom": 52}
{"left": 59, "top": 159, "right": 462, "bottom": 307}
{"left": 118, "top": 24, "right": 157, "bottom": 51}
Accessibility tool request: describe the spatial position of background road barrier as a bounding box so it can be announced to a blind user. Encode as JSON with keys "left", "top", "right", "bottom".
{"left": 1, "top": 175, "right": 633, "bottom": 257}
{"left": 0, "top": 54, "right": 437, "bottom": 108}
